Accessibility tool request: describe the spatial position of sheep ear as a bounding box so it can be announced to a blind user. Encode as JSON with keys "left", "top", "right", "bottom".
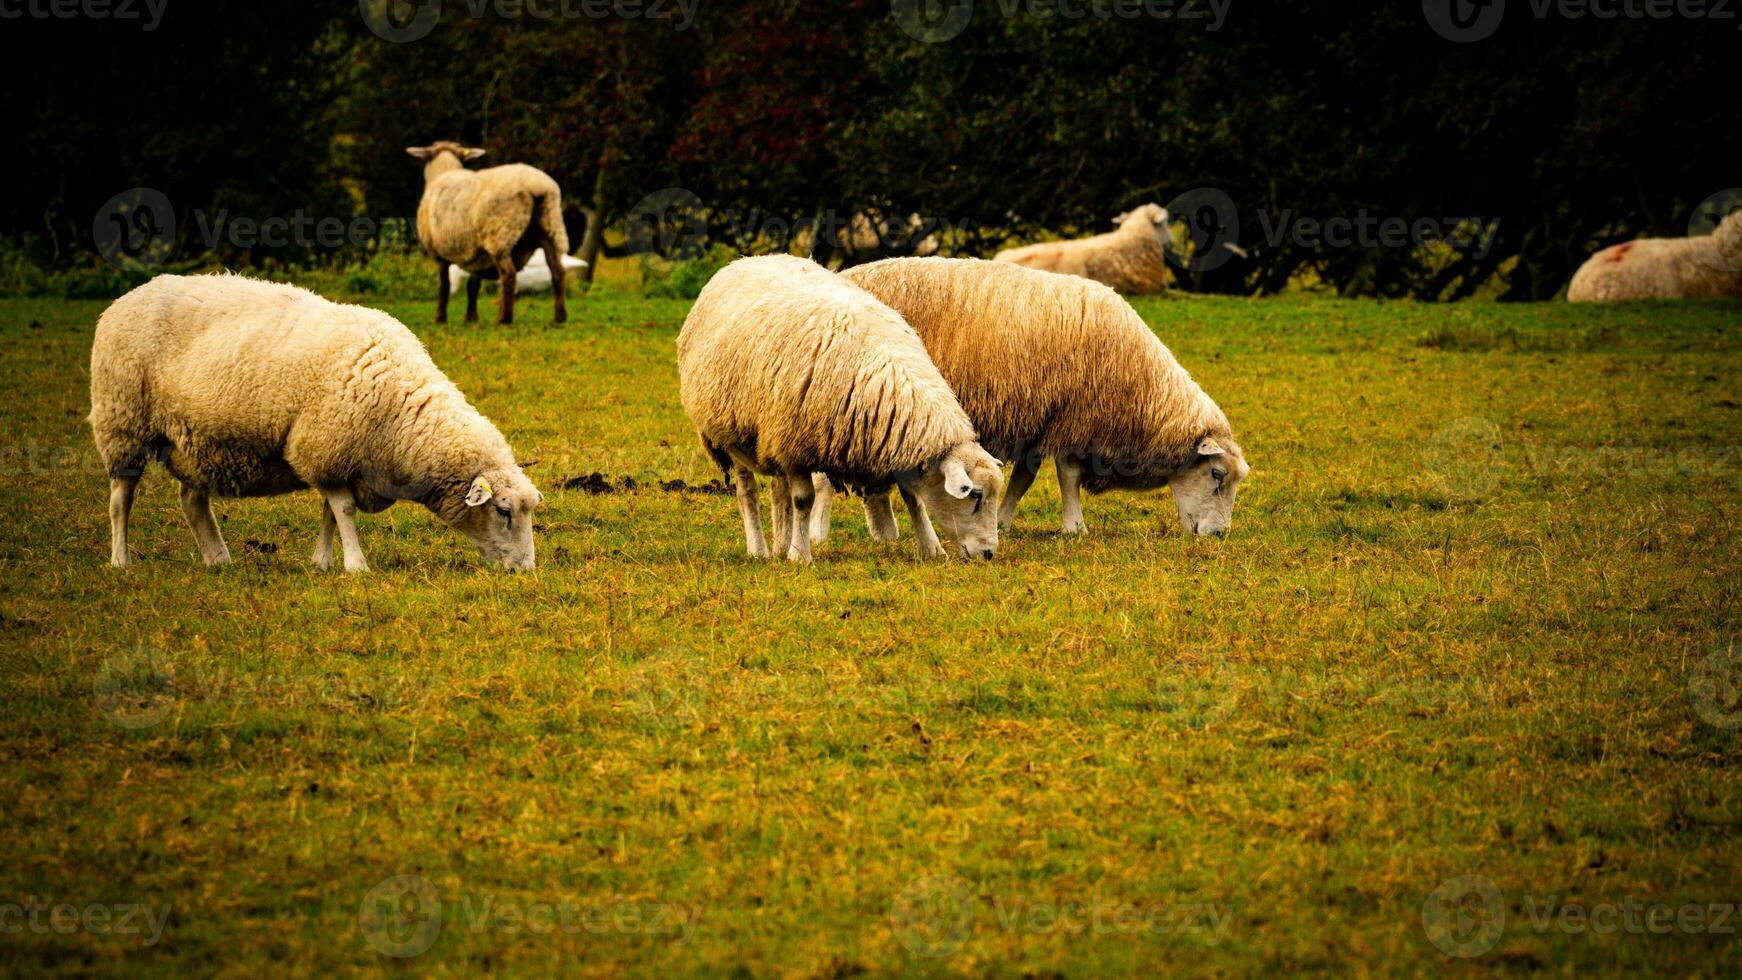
{"left": 941, "top": 458, "right": 975, "bottom": 499}
{"left": 405, "top": 146, "right": 434, "bottom": 161}
{"left": 462, "top": 147, "right": 488, "bottom": 161}
{"left": 1152, "top": 208, "right": 1170, "bottom": 226}
{"left": 1197, "top": 438, "right": 1227, "bottom": 458}
{"left": 465, "top": 477, "right": 494, "bottom": 507}
{"left": 1112, "top": 211, "right": 1129, "bottom": 225}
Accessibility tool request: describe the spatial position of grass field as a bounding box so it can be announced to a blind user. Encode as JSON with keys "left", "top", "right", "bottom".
{"left": 2, "top": 275, "right": 1740, "bottom": 977}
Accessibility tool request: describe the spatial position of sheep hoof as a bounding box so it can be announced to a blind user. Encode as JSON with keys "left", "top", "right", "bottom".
{"left": 1062, "top": 520, "right": 1087, "bottom": 535}
{"left": 553, "top": 311, "right": 568, "bottom": 324}
{"left": 311, "top": 551, "right": 333, "bottom": 571}
{"left": 916, "top": 543, "right": 944, "bottom": 559}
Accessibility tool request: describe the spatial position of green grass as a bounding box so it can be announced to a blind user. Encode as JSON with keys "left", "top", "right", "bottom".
{"left": 1, "top": 279, "right": 1740, "bottom": 977}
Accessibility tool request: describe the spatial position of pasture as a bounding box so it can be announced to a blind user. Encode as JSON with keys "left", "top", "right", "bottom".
{"left": 1, "top": 280, "right": 1739, "bottom": 976}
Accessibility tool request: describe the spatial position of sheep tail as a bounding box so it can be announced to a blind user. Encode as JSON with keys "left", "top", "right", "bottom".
{"left": 536, "top": 191, "right": 569, "bottom": 255}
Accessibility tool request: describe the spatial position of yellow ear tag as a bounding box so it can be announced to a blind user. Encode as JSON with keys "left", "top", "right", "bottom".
{"left": 477, "top": 479, "right": 492, "bottom": 495}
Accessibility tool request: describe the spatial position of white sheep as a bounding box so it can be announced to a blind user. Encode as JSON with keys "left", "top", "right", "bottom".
{"left": 676, "top": 255, "right": 1004, "bottom": 563}
{"left": 448, "top": 250, "right": 589, "bottom": 297}
{"left": 408, "top": 141, "right": 570, "bottom": 325}
{"left": 994, "top": 203, "right": 1172, "bottom": 294}
{"left": 818, "top": 257, "right": 1247, "bottom": 542}
{"left": 90, "top": 274, "right": 543, "bottom": 572}
{"left": 1567, "top": 208, "right": 1742, "bottom": 301}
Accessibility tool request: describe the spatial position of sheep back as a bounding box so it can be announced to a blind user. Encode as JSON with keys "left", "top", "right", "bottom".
{"left": 90, "top": 274, "right": 513, "bottom": 505}
{"left": 677, "top": 255, "right": 975, "bottom": 482}
{"left": 417, "top": 163, "right": 567, "bottom": 274}
{"left": 842, "top": 258, "right": 1230, "bottom": 491}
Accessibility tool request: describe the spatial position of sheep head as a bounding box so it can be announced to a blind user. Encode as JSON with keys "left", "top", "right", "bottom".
{"left": 901, "top": 443, "right": 1006, "bottom": 560}
{"left": 406, "top": 141, "right": 487, "bottom": 181}
{"left": 1113, "top": 203, "right": 1170, "bottom": 234}
{"left": 447, "top": 466, "right": 542, "bottom": 571}
{"left": 1167, "top": 435, "right": 1249, "bottom": 537}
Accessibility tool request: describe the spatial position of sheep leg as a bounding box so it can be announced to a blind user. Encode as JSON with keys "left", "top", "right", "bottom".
{"left": 178, "top": 484, "right": 231, "bottom": 566}
{"left": 732, "top": 465, "right": 769, "bottom": 559}
{"left": 543, "top": 237, "right": 568, "bottom": 324}
{"left": 1056, "top": 455, "right": 1087, "bottom": 535}
{"left": 898, "top": 485, "right": 944, "bottom": 559}
{"left": 785, "top": 470, "right": 816, "bottom": 564}
{"left": 862, "top": 490, "right": 900, "bottom": 541}
{"left": 769, "top": 472, "right": 793, "bottom": 560}
{"left": 108, "top": 475, "right": 139, "bottom": 567}
{"left": 808, "top": 474, "right": 833, "bottom": 545}
{"left": 312, "top": 498, "right": 336, "bottom": 571}
{"left": 435, "top": 261, "right": 451, "bottom": 324}
{"left": 321, "top": 487, "right": 370, "bottom": 573}
{"left": 464, "top": 274, "right": 482, "bottom": 324}
{"left": 998, "top": 450, "right": 1042, "bottom": 531}
{"left": 496, "top": 258, "right": 518, "bottom": 325}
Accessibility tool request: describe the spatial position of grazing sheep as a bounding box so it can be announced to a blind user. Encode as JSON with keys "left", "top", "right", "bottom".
{"left": 448, "top": 250, "right": 589, "bottom": 296}
{"left": 1567, "top": 209, "right": 1742, "bottom": 302}
{"left": 677, "top": 255, "right": 1004, "bottom": 563}
{"left": 408, "top": 141, "right": 569, "bottom": 325}
{"left": 90, "top": 274, "right": 543, "bottom": 572}
{"left": 824, "top": 257, "right": 1248, "bottom": 540}
{"left": 995, "top": 202, "right": 1172, "bottom": 294}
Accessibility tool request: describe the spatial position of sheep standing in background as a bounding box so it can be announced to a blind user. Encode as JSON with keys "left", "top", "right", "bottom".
{"left": 449, "top": 250, "right": 590, "bottom": 296}
{"left": 90, "top": 275, "right": 543, "bottom": 572}
{"left": 409, "top": 141, "right": 569, "bottom": 325}
{"left": 994, "top": 203, "right": 1173, "bottom": 294}
{"left": 677, "top": 255, "right": 1004, "bottom": 563}
{"left": 1567, "top": 209, "right": 1742, "bottom": 301}
{"left": 824, "top": 257, "right": 1248, "bottom": 540}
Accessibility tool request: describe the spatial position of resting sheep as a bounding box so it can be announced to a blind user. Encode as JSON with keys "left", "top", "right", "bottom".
{"left": 676, "top": 255, "right": 1004, "bottom": 562}
{"left": 90, "top": 274, "right": 542, "bottom": 572}
{"left": 1566, "top": 208, "right": 1742, "bottom": 302}
{"left": 823, "top": 257, "right": 1247, "bottom": 540}
{"left": 408, "top": 141, "right": 569, "bottom": 325}
{"left": 994, "top": 203, "right": 1172, "bottom": 294}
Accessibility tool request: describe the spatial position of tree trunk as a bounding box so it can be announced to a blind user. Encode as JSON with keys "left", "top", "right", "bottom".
{"left": 576, "top": 160, "right": 608, "bottom": 286}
